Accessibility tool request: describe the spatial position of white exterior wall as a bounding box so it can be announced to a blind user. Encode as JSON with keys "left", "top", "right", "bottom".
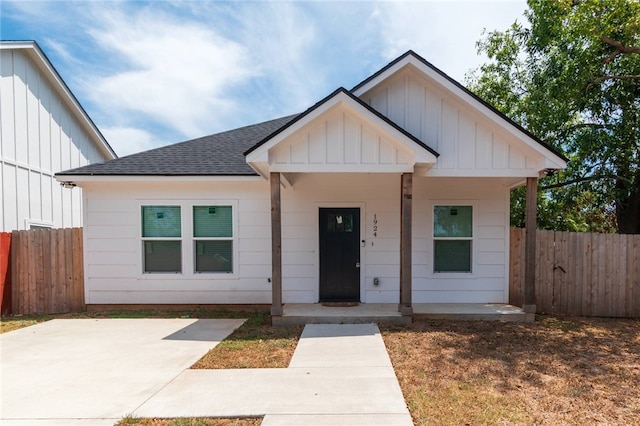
{"left": 82, "top": 181, "right": 274, "bottom": 304}
{"left": 413, "top": 177, "right": 510, "bottom": 303}
{"left": 0, "top": 49, "right": 107, "bottom": 231}
{"left": 82, "top": 174, "right": 510, "bottom": 305}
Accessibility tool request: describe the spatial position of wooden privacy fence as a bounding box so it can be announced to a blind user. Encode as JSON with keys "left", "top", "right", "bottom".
{"left": 510, "top": 228, "right": 640, "bottom": 317}
{"left": 9, "top": 227, "right": 84, "bottom": 315}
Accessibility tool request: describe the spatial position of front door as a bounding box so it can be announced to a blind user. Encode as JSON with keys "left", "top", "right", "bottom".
{"left": 319, "top": 208, "right": 360, "bottom": 302}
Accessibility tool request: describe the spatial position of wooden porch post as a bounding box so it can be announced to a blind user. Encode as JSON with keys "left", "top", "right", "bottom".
{"left": 523, "top": 177, "right": 537, "bottom": 313}
{"left": 399, "top": 173, "right": 413, "bottom": 315}
{"left": 270, "top": 172, "right": 283, "bottom": 316}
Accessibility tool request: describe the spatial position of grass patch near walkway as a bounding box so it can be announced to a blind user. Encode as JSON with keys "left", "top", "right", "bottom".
{"left": 116, "top": 417, "right": 261, "bottom": 426}
{"left": 191, "top": 313, "right": 303, "bottom": 369}
{"left": 381, "top": 316, "right": 640, "bottom": 425}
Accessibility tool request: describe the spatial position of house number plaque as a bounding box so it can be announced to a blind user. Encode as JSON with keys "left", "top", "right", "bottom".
{"left": 373, "top": 214, "right": 378, "bottom": 237}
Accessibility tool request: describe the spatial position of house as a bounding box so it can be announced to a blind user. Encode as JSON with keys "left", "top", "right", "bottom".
{"left": 56, "top": 51, "right": 567, "bottom": 316}
{"left": 0, "top": 41, "right": 116, "bottom": 232}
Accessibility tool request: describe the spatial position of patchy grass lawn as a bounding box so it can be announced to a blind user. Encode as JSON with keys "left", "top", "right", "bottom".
{"left": 191, "top": 313, "right": 303, "bottom": 369}
{"left": 381, "top": 316, "right": 640, "bottom": 425}
{"left": 115, "top": 417, "right": 261, "bottom": 426}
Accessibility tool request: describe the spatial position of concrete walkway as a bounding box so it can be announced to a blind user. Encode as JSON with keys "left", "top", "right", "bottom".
{"left": 135, "top": 323, "right": 413, "bottom": 425}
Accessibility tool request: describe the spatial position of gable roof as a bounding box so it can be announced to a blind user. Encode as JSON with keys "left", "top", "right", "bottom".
{"left": 352, "top": 50, "right": 568, "bottom": 164}
{"left": 0, "top": 40, "right": 117, "bottom": 160}
{"left": 57, "top": 115, "right": 297, "bottom": 176}
{"left": 57, "top": 49, "right": 567, "bottom": 180}
{"left": 245, "top": 87, "right": 438, "bottom": 159}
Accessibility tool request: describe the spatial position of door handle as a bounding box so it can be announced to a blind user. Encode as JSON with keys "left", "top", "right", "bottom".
{"left": 355, "top": 261, "right": 360, "bottom": 268}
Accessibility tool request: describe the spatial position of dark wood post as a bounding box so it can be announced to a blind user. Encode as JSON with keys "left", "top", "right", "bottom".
{"left": 270, "top": 172, "right": 283, "bottom": 316}
{"left": 524, "top": 177, "right": 537, "bottom": 313}
{"left": 399, "top": 173, "right": 413, "bottom": 315}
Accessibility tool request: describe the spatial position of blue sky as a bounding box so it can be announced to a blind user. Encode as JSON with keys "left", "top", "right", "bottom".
{"left": 1, "top": 0, "right": 527, "bottom": 156}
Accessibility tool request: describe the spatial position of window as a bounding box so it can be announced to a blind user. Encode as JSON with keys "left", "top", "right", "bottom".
{"left": 433, "top": 205, "right": 472, "bottom": 273}
{"left": 142, "top": 206, "right": 181, "bottom": 273}
{"left": 193, "top": 206, "right": 233, "bottom": 273}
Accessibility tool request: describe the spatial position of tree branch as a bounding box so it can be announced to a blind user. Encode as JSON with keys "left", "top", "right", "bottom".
{"left": 541, "top": 173, "right": 629, "bottom": 190}
{"left": 600, "top": 36, "right": 640, "bottom": 56}
{"left": 597, "top": 75, "right": 640, "bottom": 81}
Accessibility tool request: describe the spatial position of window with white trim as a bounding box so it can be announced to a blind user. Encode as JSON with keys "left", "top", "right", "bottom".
{"left": 141, "top": 206, "right": 182, "bottom": 273}
{"left": 193, "top": 205, "right": 233, "bottom": 273}
{"left": 433, "top": 205, "right": 472, "bottom": 273}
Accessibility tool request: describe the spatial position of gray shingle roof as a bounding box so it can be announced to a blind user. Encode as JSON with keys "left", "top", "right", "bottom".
{"left": 57, "top": 115, "right": 298, "bottom": 176}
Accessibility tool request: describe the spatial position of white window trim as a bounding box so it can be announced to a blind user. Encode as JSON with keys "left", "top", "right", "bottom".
{"left": 140, "top": 205, "right": 183, "bottom": 274}
{"left": 137, "top": 200, "right": 239, "bottom": 279}
{"left": 192, "top": 204, "right": 235, "bottom": 274}
{"left": 429, "top": 201, "right": 478, "bottom": 278}
{"left": 25, "top": 219, "right": 54, "bottom": 230}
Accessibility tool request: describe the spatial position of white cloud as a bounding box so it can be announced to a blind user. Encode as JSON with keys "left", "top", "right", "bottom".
{"left": 101, "top": 126, "right": 156, "bottom": 157}
{"left": 374, "top": 1, "right": 527, "bottom": 81}
{"left": 83, "top": 6, "right": 256, "bottom": 138}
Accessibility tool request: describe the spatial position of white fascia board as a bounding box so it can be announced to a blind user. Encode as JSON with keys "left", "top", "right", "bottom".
{"left": 354, "top": 55, "right": 567, "bottom": 170}
{"left": 270, "top": 163, "right": 415, "bottom": 173}
{"left": 1, "top": 41, "right": 117, "bottom": 160}
{"left": 246, "top": 90, "right": 437, "bottom": 166}
{"left": 55, "top": 174, "right": 263, "bottom": 184}
{"left": 421, "top": 168, "right": 542, "bottom": 178}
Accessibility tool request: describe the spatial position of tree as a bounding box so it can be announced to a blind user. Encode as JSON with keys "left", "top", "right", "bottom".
{"left": 468, "top": 0, "right": 639, "bottom": 233}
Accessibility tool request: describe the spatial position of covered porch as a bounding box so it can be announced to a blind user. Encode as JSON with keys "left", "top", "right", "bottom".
{"left": 272, "top": 303, "right": 533, "bottom": 325}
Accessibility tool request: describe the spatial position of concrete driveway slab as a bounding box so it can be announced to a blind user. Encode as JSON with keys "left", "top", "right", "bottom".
{"left": 0, "top": 318, "right": 244, "bottom": 424}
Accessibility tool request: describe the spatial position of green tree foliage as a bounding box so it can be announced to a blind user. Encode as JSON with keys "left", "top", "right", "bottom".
{"left": 468, "top": 0, "right": 639, "bottom": 233}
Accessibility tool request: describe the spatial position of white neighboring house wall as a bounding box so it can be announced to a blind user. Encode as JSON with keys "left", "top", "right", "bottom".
{"left": 0, "top": 41, "right": 116, "bottom": 231}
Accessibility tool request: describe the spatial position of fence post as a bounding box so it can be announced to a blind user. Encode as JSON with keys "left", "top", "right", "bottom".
{"left": 523, "top": 177, "right": 537, "bottom": 313}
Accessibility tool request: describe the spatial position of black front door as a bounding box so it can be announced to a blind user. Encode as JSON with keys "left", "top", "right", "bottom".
{"left": 319, "top": 208, "right": 360, "bottom": 302}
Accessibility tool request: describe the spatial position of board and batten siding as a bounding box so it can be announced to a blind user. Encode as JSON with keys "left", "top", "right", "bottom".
{"left": 82, "top": 175, "right": 510, "bottom": 305}
{"left": 361, "top": 68, "right": 547, "bottom": 177}
{"left": 0, "top": 48, "right": 107, "bottom": 231}
{"left": 270, "top": 107, "right": 413, "bottom": 172}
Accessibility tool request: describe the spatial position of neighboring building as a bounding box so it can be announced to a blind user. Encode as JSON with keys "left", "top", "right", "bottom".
{"left": 0, "top": 41, "right": 116, "bottom": 231}
{"left": 56, "top": 51, "right": 567, "bottom": 312}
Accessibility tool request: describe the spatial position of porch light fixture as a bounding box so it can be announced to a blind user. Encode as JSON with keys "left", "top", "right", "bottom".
{"left": 60, "top": 181, "right": 76, "bottom": 189}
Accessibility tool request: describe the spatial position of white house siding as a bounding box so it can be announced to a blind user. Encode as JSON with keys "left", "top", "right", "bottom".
{"left": 361, "top": 67, "right": 548, "bottom": 177}
{"left": 82, "top": 174, "right": 510, "bottom": 305}
{"left": 82, "top": 181, "right": 274, "bottom": 304}
{"left": 0, "top": 48, "right": 106, "bottom": 231}
{"left": 413, "top": 177, "right": 510, "bottom": 303}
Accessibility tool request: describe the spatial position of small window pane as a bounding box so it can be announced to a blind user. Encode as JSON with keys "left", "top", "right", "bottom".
{"left": 434, "top": 240, "right": 471, "bottom": 272}
{"left": 194, "top": 206, "right": 232, "bottom": 237}
{"left": 142, "top": 206, "right": 181, "bottom": 237}
{"left": 434, "top": 206, "right": 472, "bottom": 238}
{"left": 144, "top": 241, "right": 181, "bottom": 272}
{"left": 327, "top": 213, "right": 353, "bottom": 233}
{"left": 195, "top": 241, "right": 233, "bottom": 272}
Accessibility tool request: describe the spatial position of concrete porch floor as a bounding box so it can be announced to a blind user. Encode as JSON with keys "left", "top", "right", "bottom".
{"left": 272, "top": 303, "right": 533, "bottom": 325}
